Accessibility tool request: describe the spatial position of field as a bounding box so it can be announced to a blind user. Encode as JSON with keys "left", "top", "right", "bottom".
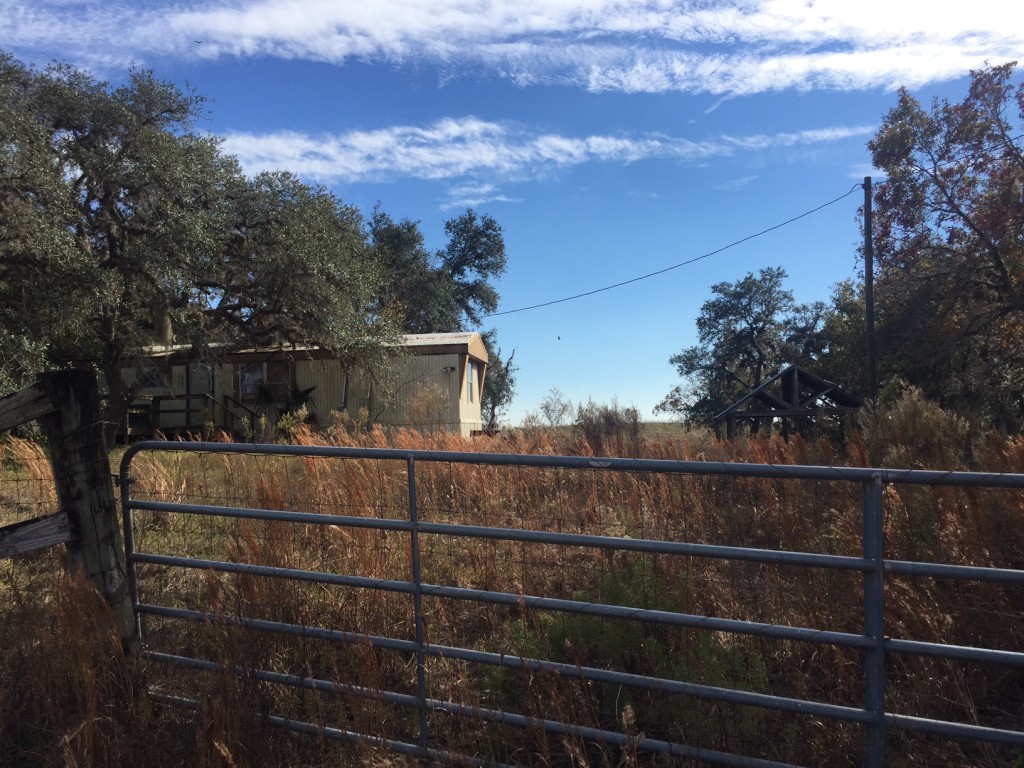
{"left": 1, "top": 402, "right": 1023, "bottom": 768}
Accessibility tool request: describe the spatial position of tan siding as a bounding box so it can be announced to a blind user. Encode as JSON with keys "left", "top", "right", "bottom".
{"left": 294, "top": 359, "right": 347, "bottom": 424}
{"left": 345, "top": 352, "right": 473, "bottom": 433}
{"left": 382, "top": 353, "right": 461, "bottom": 430}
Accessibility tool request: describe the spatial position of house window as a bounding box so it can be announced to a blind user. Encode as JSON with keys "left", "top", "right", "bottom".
{"left": 239, "top": 359, "right": 291, "bottom": 404}
{"left": 138, "top": 360, "right": 169, "bottom": 389}
{"left": 466, "top": 361, "right": 475, "bottom": 403}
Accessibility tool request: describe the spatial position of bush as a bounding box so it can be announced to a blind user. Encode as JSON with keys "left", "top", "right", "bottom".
{"left": 859, "top": 385, "right": 971, "bottom": 469}
{"left": 574, "top": 398, "right": 642, "bottom": 457}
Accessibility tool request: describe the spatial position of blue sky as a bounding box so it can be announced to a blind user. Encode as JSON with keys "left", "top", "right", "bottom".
{"left": 3, "top": 1, "right": 1022, "bottom": 424}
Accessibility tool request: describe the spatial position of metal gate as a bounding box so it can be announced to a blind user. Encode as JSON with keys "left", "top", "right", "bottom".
{"left": 119, "top": 440, "right": 1024, "bottom": 767}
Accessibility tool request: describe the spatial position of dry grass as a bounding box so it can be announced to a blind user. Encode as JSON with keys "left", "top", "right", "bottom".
{"left": 2, "top": 411, "right": 1023, "bottom": 767}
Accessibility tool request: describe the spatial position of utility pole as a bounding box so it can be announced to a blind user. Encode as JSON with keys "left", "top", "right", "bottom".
{"left": 863, "top": 177, "right": 876, "bottom": 399}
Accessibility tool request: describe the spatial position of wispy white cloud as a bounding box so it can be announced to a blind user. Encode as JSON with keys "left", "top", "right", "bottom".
{"left": 443, "top": 183, "right": 521, "bottom": 209}
{"left": 2, "top": 0, "right": 1020, "bottom": 94}
{"left": 720, "top": 125, "right": 878, "bottom": 151}
{"left": 219, "top": 116, "right": 874, "bottom": 204}
{"left": 714, "top": 175, "right": 760, "bottom": 191}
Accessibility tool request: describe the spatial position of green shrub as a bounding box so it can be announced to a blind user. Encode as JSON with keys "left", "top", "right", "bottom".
{"left": 486, "top": 561, "right": 768, "bottom": 759}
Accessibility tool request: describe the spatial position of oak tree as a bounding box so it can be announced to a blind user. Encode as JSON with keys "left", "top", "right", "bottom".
{"left": 868, "top": 62, "right": 1024, "bottom": 429}
{"left": 370, "top": 207, "right": 507, "bottom": 333}
{"left": 480, "top": 328, "right": 517, "bottom": 432}
{"left": 0, "top": 54, "right": 390, "bottom": 440}
{"left": 656, "top": 267, "right": 828, "bottom": 427}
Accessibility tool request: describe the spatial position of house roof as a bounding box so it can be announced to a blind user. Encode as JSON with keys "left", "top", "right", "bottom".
{"left": 139, "top": 332, "right": 489, "bottom": 364}
{"left": 400, "top": 333, "right": 488, "bottom": 362}
{"left": 715, "top": 364, "right": 862, "bottom": 423}
{"left": 402, "top": 332, "right": 479, "bottom": 346}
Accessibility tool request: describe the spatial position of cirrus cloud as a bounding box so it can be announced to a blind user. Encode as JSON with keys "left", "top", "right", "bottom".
{"left": 219, "top": 116, "right": 875, "bottom": 204}
{"left": 2, "top": 0, "right": 1020, "bottom": 95}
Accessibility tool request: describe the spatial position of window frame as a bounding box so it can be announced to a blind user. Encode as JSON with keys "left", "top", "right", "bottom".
{"left": 239, "top": 359, "right": 293, "bottom": 405}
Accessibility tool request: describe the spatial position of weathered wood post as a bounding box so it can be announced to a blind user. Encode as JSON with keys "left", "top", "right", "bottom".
{"left": 0, "top": 370, "right": 139, "bottom": 669}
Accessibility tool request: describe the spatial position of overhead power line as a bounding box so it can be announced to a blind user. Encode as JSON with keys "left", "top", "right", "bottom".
{"left": 484, "top": 182, "right": 863, "bottom": 319}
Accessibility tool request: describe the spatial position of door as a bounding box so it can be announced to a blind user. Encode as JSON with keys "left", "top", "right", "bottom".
{"left": 187, "top": 363, "right": 214, "bottom": 427}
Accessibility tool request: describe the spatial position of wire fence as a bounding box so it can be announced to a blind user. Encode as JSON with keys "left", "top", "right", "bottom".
{"left": 0, "top": 437, "right": 59, "bottom": 525}
{"left": 0, "top": 437, "right": 65, "bottom": 612}
{"left": 120, "top": 440, "right": 1024, "bottom": 768}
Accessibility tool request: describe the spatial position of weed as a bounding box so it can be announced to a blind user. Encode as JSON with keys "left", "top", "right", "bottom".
{"left": 2, "top": 407, "right": 1023, "bottom": 766}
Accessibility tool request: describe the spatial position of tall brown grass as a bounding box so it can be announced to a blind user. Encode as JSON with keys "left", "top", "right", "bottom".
{"left": 2, "top": 393, "right": 1022, "bottom": 767}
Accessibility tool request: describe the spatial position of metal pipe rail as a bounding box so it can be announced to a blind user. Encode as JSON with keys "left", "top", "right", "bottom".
{"left": 120, "top": 440, "right": 1024, "bottom": 768}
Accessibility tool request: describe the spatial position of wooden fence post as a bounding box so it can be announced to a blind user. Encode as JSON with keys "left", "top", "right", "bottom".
{"left": 35, "top": 370, "right": 140, "bottom": 667}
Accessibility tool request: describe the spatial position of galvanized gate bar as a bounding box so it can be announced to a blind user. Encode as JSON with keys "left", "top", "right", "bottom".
{"left": 130, "top": 497, "right": 874, "bottom": 570}
{"left": 416, "top": 520, "right": 873, "bottom": 569}
{"left": 884, "top": 638, "right": 1024, "bottom": 666}
{"left": 884, "top": 713, "right": 1024, "bottom": 746}
{"left": 406, "top": 455, "right": 430, "bottom": 753}
{"left": 883, "top": 558, "right": 1024, "bottom": 583}
{"left": 118, "top": 441, "right": 1024, "bottom": 767}
{"left": 132, "top": 549, "right": 873, "bottom": 647}
{"left": 862, "top": 475, "right": 887, "bottom": 768}
{"left": 142, "top": 602, "right": 876, "bottom": 723}
{"left": 131, "top": 552, "right": 419, "bottom": 595}
{"left": 120, "top": 438, "right": 1024, "bottom": 487}
{"left": 129, "top": 498, "right": 413, "bottom": 532}
{"left": 136, "top": 603, "right": 421, "bottom": 654}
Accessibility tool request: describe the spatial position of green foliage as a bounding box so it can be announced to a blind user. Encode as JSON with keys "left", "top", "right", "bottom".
{"left": 2, "top": 57, "right": 229, "bottom": 390}
{"left": 867, "top": 62, "right": 1024, "bottom": 432}
{"left": 0, "top": 54, "right": 395, "bottom": 441}
{"left": 211, "top": 173, "right": 394, "bottom": 362}
{"left": 480, "top": 329, "right": 516, "bottom": 432}
{"left": 816, "top": 279, "right": 869, "bottom": 397}
{"left": 0, "top": 328, "right": 48, "bottom": 397}
{"left": 275, "top": 405, "right": 310, "bottom": 442}
{"left": 440, "top": 209, "right": 507, "bottom": 327}
{"left": 492, "top": 561, "right": 768, "bottom": 755}
{"left": 657, "top": 267, "right": 829, "bottom": 429}
{"left": 370, "top": 206, "right": 507, "bottom": 333}
{"left": 369, "top": 206, "right": 459, "bottom": 334}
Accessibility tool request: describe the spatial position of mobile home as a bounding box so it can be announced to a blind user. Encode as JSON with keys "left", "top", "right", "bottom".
{"left": 123, "top": 332, "right": 489, "bottom": 438}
